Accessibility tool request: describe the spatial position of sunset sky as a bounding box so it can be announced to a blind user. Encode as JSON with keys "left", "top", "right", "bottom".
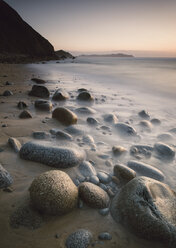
{"left": 4, "top": 0, "right": 176, "bottom": 56}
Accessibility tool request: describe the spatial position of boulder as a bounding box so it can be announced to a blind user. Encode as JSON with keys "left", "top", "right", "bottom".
{"left": 139, "top": 120, "right": 152, "bottom": 132}
{"left": 8, "top": 137, "right": 21, "bottom": 152}
{"left": 87, "top": 117, "right": 99, "bottom": 126}
{"left": 78, "top": 161, "right": 97, "bottom": 178}
{"left": 52, "top": 107, "right": 77, "bottom": 126}
{"left": 34, "top": 99, "right": 52, "bottom": 111}
{"left": 29, "top": 170, "right": 78, "bottom": 215}
{"left": 112, "top": 146, "right": 127, "bottom": 156}
{"left": 77, "top": 91, "right": 94, "bottom": 101}
{"left": 20, "top": 141, "right": 85, "bottom": 168}
{"left": 154, "top": 142, "right": 175, "bottom": 160}
{"left": 3, "top": 90, "right": 13, "bottom": 96}
{"left": 65, "top": 125, "right": 85, "bottom": 135}
{"left": 29, "top": 85, "right": 50, "bottom": 98}
{"left": 66, "top": 229, "right": 93, "bottom": 248}
{"left": 52, "top": 89, "right": 69, "bottom": 101}
{"left": 127, "top": 160, "right": 164, "bottom": 181}
{"left": 31, "top": 78, "right": 46, "bottom": 84}
{"left": 114, "top": 123, "right": 137, "bottom": 137}
{"left": 79, "top": 182, "right": 110, "bottom": 208}
{"left": 138, "top": 110, "right": 150, "bottom": 120}
{"left": 111, "top": 177, "right": 176, "bottom": 246}
{"left": 17, "top": 101, "right": 28, "bottom": 109}
{"left": 130, "top": 145, "right": 153, "bottom": 159}
{"left": 19, "top": 110, "right": 32, "bottom": 119}
{"left": 76, "top": 107, "right": 96, "bottom": 115}
{"left": 0, "top": 163, "right": 13, "bottom": 189}
{"left": 103, "top": 113, "right": 118, "bottom": 124}
{"left": 114, "top": 164, "right": 136, "bottom": 183}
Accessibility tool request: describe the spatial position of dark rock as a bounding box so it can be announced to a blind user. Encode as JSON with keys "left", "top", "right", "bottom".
{"left": 29, "top": 85, "right": 50, "bottom": 98}
{"left": 0, "top": 163, "right": 13, "bottom": 189}
{"left": 17, "top": 101, "right": 28, "bottom": 109}
{"left": 78, "top": 88, "right": 88, "bottom": 93}
{"left": 33, "top": 131, "right": 48, "bottom": 140}
{"left": 77, "top": 91, "right": 94, "bottom": 101}
{"left": 20, "top": 141, "right": 85, "bottom": 168}
{"left": 3, "top": 90, "right": 13, "bottom": 96}
{"left": 65, "top": 125, "right": 85, "bottom": 135}
{"left": 8, "top": 137, "right": 21, "bottom": 152}
{"left": 114, "top": 164, "right": 136, "bottom": 183}
{"left": 110, "top": 177, "right": 176, "bottom": 246}
{"left": 151, "top": 118, "right": 161, "bottom": 125}
{"left": 138, "top": 110, "right": 150, "bottom": 120}
{"left": 154, "top": 142, "right": 175, "bottom": 160}
{"left": 87, "top": 117, "right": 99, "bottom": 126}
{"left": 98, "top": 232, "right": 112, "bottom": 240}
{"left": 79, "top": 182, "right": 110, "bottom": 209}
{"left": 0, "top": 1, "right": 56, "bottom": 63}
{"left": 66, "top": 229, "right": 93, "bottom": 248}
{"left": 55, "top": 50, "right": 75, "bottom": 60}
{"left": 29, "top": 170, "right": 78, "bottom": 215}
{"left": 99, "top": 208, "right": 109, "bottom": 216}
{"left": 52, "top": 89, "right": 69, "bottom": 101}
{"left": 52, "top": 107, "right": 77, "bottom": 126}
{"left": 114, "top": 123, "right": 137, "bottom": 137}
{"left": 127, "top": 160, "right": 165, "bottom": 181}
{"left": 34, "top": 99, "right": 52, "bottom": 111}
{"left": 19, "top": 110, "right": 32, "bottom": 119}
{"left": 130, "top": 145, "right": 153, "bottom": 159}
{"left": 76, "top": 107, "right": 96, "bottom": 114}
{"left": 97, "top": 171, "right": 111, "bottom": 184}
{"left": 31, "top": 78, "right": 46, "bottom": 84}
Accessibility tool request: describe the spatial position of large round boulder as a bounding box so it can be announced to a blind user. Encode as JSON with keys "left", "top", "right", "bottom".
{"left": 52, "top": 107, "right": 77, "bottom": 126}
{"left": 79, "top": 182, "right": 110, "bottom": 209}
{"left": 77, "top": 91, "right": 94, "bottom": 101}
{"left": 29, "top": 170, "right": 78, "bottom": 215}
{"left": 34, "top": 99, "right": 52, "bottom": 111}
{"left": 111, "top": 177, "right": 176, "bottom": 246}
{"left": 20, "top": 141, "right": 85, "bottom": 168}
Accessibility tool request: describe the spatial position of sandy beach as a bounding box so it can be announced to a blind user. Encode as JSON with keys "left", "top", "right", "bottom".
{"left": 0, "top": 58, "right": 176, "bottom": 248}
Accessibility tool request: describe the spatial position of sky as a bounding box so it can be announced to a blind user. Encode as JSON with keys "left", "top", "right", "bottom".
{"left": 4, "top": 0, "right": 176, "bottom": 57}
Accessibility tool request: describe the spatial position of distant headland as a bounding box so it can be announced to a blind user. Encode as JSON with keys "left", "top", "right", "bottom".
{"left": 80, "top": 53, "right": 134, "bottom": 58}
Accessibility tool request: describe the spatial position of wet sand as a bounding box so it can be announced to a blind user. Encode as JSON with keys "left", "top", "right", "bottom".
{"left": 0, "top": 62, "right": 175, "bottom": 248}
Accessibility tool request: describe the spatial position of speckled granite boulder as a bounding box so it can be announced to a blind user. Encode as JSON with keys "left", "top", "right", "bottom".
{"left": 52, "top": 89, "right": 69, "bottom": 101}
{"left": 20, "top": 141, "right": 85, "bottom": 168}
{"left": 52, "top": 107, "right": 77, "bottom": 126}
{"left": 29, "top": 170, "right": 78, "bottom": 215}
{"left": 79, "top": 182, "right": 110, "bottom": 209}
{"left": 0, "top": 163, "right": 13, "bottom": 189}
{"left": 111, "top": 177, "right": 176, "bottom": 247}
{"left": 29, "top": 85, "right": 50, "bottom": 98}
{"left": 127, "top": 160, "right": 165, "bottom": 181}
{"left": 66, "top": 229, "right": 93, "bottom": 248}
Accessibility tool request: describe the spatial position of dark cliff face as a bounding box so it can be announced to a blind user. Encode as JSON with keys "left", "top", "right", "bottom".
{"left": 0, "top": 0, "right": 56, "bottom": 62}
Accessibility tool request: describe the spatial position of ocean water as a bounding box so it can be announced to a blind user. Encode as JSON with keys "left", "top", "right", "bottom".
{"left": 41, "top": 56, "right": 176, "bottom": 99}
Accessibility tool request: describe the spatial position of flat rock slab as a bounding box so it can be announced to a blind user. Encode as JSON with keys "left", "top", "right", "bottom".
{"left": 20, "top": 141, "right": 85, "bottom": 168}
{"left": 127, "top": 160, "right": 165, "bottom": 181}
{"left": 111, "top": 177, "right": 176, "bottom": 247}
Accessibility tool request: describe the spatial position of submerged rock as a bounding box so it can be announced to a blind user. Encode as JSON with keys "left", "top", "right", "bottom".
{"left": 34, "top": 99, "right": 52, "bottom": 111}
{"left": 157, "top": 133, "right": 174, "bottom": 142}
{"left": 20, "top": 141, "right": 85, "bottom": 168}
{"left": 33, "top": 131, "right": 48, "bottom": 140}
{"left": 52, "top": 107, "right": 77, "bottom": 126}
{"left": 29, "top": 85, "right": 50, "bottom": 98}
{"left": 17, "top": 101, "right": 28, "bottom": 109}
{"left": 77, "top": 91, "right": 94, "bottom": 101}
{"left": 114, "top": 123, "right": 137, "bottom": 137}
{"left": 139, "top": 120, "right": 152, "bottom": 132}
{"left": 130, "top": 145, "right": 153, "bottom": 159}
{"left": 0, "top": 163, "right": 13, "bottom": 189}
{"left": 98, "top": 232, "right": 112, "bottom": 240}
{"left": 138, "top": 110, "right": 150, "bottom": 120}
{"left": 110, "top": 177, "right": 176, "bottom": 246}
{"left": 127, "top": 160, "right": 165, "bottom": 181}
{"left": 76, "top": 107, "right": 96, "bottom": 115}
{"left": 87, "top": 117, "right": 99, "bottom": 126}
{"left": 151, "top": 118, "right": 161, "bottom": 125}
{"left": 65, "top": 125, "right": 85, "bottom": 135}
{"left": 154, "top": 142, "right": 175, "bottom": 160}
{"left": 112, "top": 146, "right": 127, "bottom": 156}
{"left": 29, "top": 170, "right": 78, "bottom": 215}
{"left": 3, "top": 90, "right": 13, "bottom": 96}
{"left": 97, "top": 171, "right": 111, "bottom": 184}
{"left": 66, "top": 229, "right": 93, "bottom": 248}
{"left": 19, "top": 110, "right": 32, "bottom": 119}
{"left": 79, "top": 182, "right": 110, "bottom": 209}
{"left": 52, "top": 89, "right": 69, "bottom": 101}
{"left": 8, "top": 137, "right": 21, "bottom": 152}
